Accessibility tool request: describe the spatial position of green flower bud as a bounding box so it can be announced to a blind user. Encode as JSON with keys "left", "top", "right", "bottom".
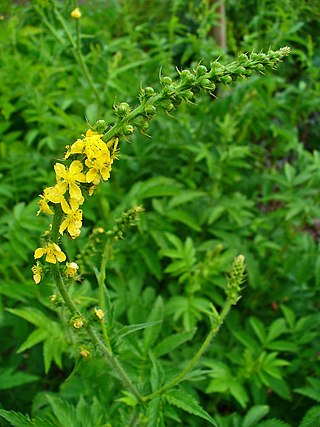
{"left": 236, "top": 66, "right": 246, "bottom": 75}
{"left": 114, "top": 102, "right": 131, "bottom": 117}
{"left": 123, "top": 125, "right": 134, "bottom": 135}
{"left": 94, "top": 120, "right": 107, "bottom": 133}
{"left": 179, "top": 69, "right": 195, "bottom": 83}
{"left": 161, "top": 76, "right": 173, "bottom": 85}
{"left": 196, "top": 64, "right": 208, "bottom": 76}
{"left": 220, "top": 75, "right": 233, "bottom": 84}
{"left": 145, "top": 86, "right": 155, "bottom": 97}
{"left": 144, "top": 105, "right": 157, "bottom": 115}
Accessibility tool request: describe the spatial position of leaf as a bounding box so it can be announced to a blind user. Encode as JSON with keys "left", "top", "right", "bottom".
{"left": 0, "top": 367, "right": 39, "bottom": 390}
{"left": 154, "top": 329, "right": 196, "bottom": 357}
{"left": 45, "top": 395, "right": 77, "bottom": 427}
{"left": 118, "top": 320, "right": 163, "bottom": 339}
{"left": 295, "top": 378, "right": 320, "bottom": 402}
{"left": 242, "top": 405, "right": 269, "bottom": 427}
{"left": 17, "top": 328, "right": 48, "bottom": 353}
{"left": 267, "top": 319, "right": 287, "bottom": 342}
{"left": 249, "top": 317, "right": 267, "bottom": 344}
{"left": 229, "top": 382, "right": 249, "bottom": 408}
{"left": 258, "top": 419, "right": 292, "bottom": 427}
{"left": 0, "top": 410, "right": 32, "bottom": 427}
{"left": 165, "top": 389, "right": 217, "bottom": 426}
{"left": 143, "top": 296, "right": 164, "bottom": 350}
{"left": 6, "top": 307, "right": 48, "bottom": 328}
{"left": 299, "top": 405, "right": 320, "bottom": 427}
{"left": 146, "top": 398, "right": 165, "bottom": 427}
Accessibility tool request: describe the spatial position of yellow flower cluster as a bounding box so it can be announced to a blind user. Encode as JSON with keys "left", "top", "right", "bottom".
{"left": 33, "top": 130, "right": 118, "bottom": 283}
{"left": 37, "top": 129, "right": 118, "bottom": 239}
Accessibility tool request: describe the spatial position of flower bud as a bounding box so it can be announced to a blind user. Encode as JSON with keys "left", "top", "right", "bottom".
{"left": 161, "top": 76, "right": 173, "bottom": 85}
{"left": 71, "top": 7, "right": 81, "bottom": 19}
{"left": 72, "top": 318, "right": 84, "bottom": 329}
{"left": 144, "top": 105, "right": 157, "bottom": 116}
{"left": 196, "top": 64, "right": 208, "bottom": 76}
{"left": 123, "top": 125, "right": 134, "bottom": 135}
{"left": 145, "top": 86, "right": 155, "bottom": 97}
{"left": 114, "top": 102, "right": 131, "bottom": 117}
{"left": 94, "top": 120, "right": 107, "bottom": 133}
{"left": 220, "top": 75, "right": 233, "bottom": 84}
{"left": 66, "top": 262, "right": 79, "bottom": 277}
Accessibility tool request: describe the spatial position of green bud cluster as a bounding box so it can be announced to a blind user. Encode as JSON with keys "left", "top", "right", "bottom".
{"left": 104, "top": 47, "right": 290, "bottom": 145}
{"left": 226, "top": 255, "right": 246, "bottom": 305}
{"left": 106, "top": 206, "right": 144, "bottom": 241}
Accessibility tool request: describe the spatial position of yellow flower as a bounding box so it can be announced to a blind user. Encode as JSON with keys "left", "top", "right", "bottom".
{"left": 66, "top": 262, "right": 79, "bottom": 277}
{"left": 94, "top": 307, "right": 105, "bottom": 320}
{"left": 71, "top": 7, "right": 81, "bottom": 19}
{"left": 80, "top": 348, "right": 90, "bottom": 358}
{"left": 65, "top": 129, "right": 104, "bottom": 160}
{"left": 54, "top": 160, "right": 86, "bottom": 202}
{"left": 73, "top": 318, "right": 84, "bottom": 329}
{"left": 34, "top": 243, "right": 66, "bottom": 264}
{"left": 37, "top": 184, "right": 67, "bottom": 215}
{"left": 31, "top": 265, "right": 42, "bottom": 284}
{"left": 85, "top": 152, "right": 112, "bottom": 183}
{"left": 59, "top": 199, "right": 83, "bottom": 239}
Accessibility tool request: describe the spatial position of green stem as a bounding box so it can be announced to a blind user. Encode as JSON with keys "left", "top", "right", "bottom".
{"left": 97, "top": 241, "right": 113, "bottom": 351}
{"left": 49, "top": 209, "right": 143, "bottom": 402}
{"left": 52, "top": 6, "right": 102, "bottom": 107}
{"left": 142, "top": 299, "right": 233, "bottom": 402}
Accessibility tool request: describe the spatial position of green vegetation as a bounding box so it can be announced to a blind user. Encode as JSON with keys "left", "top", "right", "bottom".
{"left": 0, "top": 1, "right": 319, "bottom": 426}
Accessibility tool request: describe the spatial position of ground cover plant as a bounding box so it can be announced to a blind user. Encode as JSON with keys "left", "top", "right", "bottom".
{"left": 0, "top": 1, "right": 319, "bottom": 426}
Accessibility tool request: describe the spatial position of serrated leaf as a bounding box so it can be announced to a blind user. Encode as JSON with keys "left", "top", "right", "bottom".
{"left": 0, "top": 367, "right": 39, "bottom": 390}
{"left": 154, "top": 329, "right": 196, "bottom": 357}
{"left": 165, "top": 389, "right": 217, "bottom": 426}
{"left": 0, "top": 410, "right": 32, "bottom": 427}
{"left": 242, "top": 405, "right": 269, "bottom": 427}
{"left": 45, "top": 395, "right": 77, "bottom": 427}
{"left": 147, "top": 398, "right": 165, "bottom": 427}
{"left": 299, "top": 405, "right": 320, "bottom": 427}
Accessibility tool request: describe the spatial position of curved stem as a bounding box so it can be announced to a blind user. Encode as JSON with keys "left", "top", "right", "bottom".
{"left": 142, "top": 299, "right": 233, "bottom": 402}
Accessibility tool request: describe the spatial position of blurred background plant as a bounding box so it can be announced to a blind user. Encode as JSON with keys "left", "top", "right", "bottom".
{"left": 0, "top": 0, "right": 319, "bottom": 426}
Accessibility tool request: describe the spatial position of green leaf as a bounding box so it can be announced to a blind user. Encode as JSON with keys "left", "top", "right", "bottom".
{"left": 165, "top": 389, "right": 217, "bottom": 426}
{"left": 6, "top": 307, "right": 48, "bottom": 327}
{"left": 242, "top": 405, "right": 269, "bottom": 427}
{"left": 229, "top": 382, "right": 249, "bottom": 408}
{"left": 45, "top": 395, "right": 77, "bottom": 427}
{"left": 286, "top": 304, "right": 303, "bottom": 329}
{"left": 295, "top": 378, "right": 320, "bottom": 402}
{"left": 0, "top": 367, "right": 39, "bottom": 390}
{"left": 17, "top": 328, "right": 48, "bottom": 353}
{"left": 258, "top": 419, "right": 292, "bottom": 427}
{"left": 267, "top": 319, "right": 287, "bottom": 342}
{"left": 118, "top": 320, "right": 163, "bottom": 339}
{"left": 146, "top": 398, "right": 164, "bottom": 427}
{"left": 154, "top": 329, "right": 196, "bottom": 357}
{"left": 0, "top": 410, "right": 32, "bottom": 427}
{"left": 299, "top": 405, "right": 320, "bottom": 427}
{"left": 143, "top": 296, "right": 164, "bottom": 350}
{"left": 249, "top": 317, "right": 267, "bottom": 344}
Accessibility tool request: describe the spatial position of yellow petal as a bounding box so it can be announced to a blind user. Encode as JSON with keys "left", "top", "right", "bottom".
{"left": 59, "top": 218, "right": 68, "bottom": 235}
{"left": 69, "top": 160, "right": 84, "bottom": 175}
{"left": 46, "top": 252, "right": 57, "bottom": 264}
{"left": 69, "top": 182, "right": 82, "bottom": 200}
{"left": 34, "top": 248, "right": 45, "bottom": 259}
{"left": 86, "top": 168, "right": 98, "bottom": 183}
{"left": 55, "top": 251, "right": 67, "bottom": 262}
{"left": 54, "top": 163, "right": 66, "bottom": 179}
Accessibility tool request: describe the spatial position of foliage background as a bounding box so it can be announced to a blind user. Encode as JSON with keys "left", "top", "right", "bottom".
{"left": 0, "top": 0, "right": 319, "bottom": 426}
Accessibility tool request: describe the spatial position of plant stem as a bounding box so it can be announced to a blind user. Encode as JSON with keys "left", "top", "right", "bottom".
{"left": 52, "top": 6, "right": 102, "bottom": 107}
{"left": 142, "top": 299, "right": 233, "bottom": 402}
{"left": 97, "top": 241, "right": 113, "bottom": 352}
{"left": 49, "top": 210, "right": 143, "bottom": 402}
